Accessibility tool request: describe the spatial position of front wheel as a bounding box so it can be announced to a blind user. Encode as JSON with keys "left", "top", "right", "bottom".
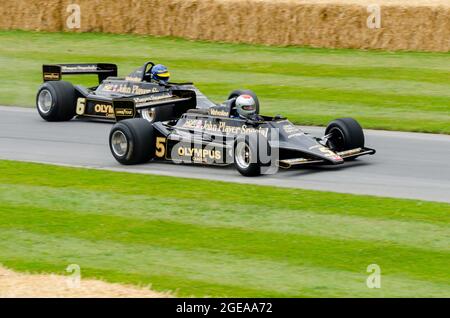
{"left": 109, "top": 119, "right": 155, "bottom": 165}
{"left": 325, "top": 118, "right": 365, "bottom": 152}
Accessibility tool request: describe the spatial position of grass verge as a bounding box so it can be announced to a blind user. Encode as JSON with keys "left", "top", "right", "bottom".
{"left": 0, "top": 30, "right": 449, "bottom": 133}
{"left": 0, "top": 160, "right": 449, "bottom": 297}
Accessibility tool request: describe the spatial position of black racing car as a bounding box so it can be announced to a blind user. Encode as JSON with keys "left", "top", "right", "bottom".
{"left": 108, "top": 97, "right": 376, "bottom": 176}
{"left": 36, "top": 61, "right": 250, "bottom": 123}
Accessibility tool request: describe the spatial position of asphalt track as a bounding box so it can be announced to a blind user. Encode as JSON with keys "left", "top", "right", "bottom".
{"left": 0, "top": 106, "right": 449, "bottom": 203}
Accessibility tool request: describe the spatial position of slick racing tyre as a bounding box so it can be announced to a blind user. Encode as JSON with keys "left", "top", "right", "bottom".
{"left": 233, "top": 133, "right": 271, "bottom": 177}
{"left": 36, "top": 81, "right": 76, "bottom": 121}
{"left": 140, "top": 106, "right": 174, "bottom": 123}
{"left": 109, "top": 119, "right": 155, "bottom": 165}
{"left": 325, "top": 118, "right": 365, "bottom": 152}
{"left": 228, "top": 89, "right": 260, "bottom": 114}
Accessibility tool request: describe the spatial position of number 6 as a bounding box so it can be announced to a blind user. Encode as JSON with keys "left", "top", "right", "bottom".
{"left": 76, "top": 98, "right": 86, "bottom": 115}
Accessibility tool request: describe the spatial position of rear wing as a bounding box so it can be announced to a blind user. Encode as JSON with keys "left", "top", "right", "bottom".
{"left": 112, "top": 89, "right": 196, "bottom": 121}
{"left": 43, "top": 63, "right": 118, "bottom": 83}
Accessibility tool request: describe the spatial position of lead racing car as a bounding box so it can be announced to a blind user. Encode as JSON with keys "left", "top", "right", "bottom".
{"left": 109, "top": 93, "right": 376, "bottom": 176}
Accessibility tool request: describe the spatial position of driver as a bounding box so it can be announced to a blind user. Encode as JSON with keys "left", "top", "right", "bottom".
{"left": 150, "top": 64, "right": 170, "bottom": 84}
{"left": 235, "top": 94, "right": 262, "bottom": 121}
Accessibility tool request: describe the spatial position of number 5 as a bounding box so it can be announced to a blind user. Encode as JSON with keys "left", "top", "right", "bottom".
{"left": 155, "top": 137, "right": 166, "bottom": 158}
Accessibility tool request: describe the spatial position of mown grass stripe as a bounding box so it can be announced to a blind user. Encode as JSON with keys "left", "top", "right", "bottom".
{"left": 1, "top": 162, "right": 448, "bottom": 225}
{"left": 1, "top": 204, "right": 449, "bottom": 285}
{"left": 202, "top": 84, "right": 450, "bottom": 114}
{"left": 2, "top": 31, "right": 449, "bottom": 69}
{"left": 1, "top": 184, "right": 449, "bottom": 252}
{"left": 4, "top": 50, "right": 450, "bottom": 85}
{"left": 5, "top": 52, "right": 449, "bottom": 99}
{"left": 0, "top": 229, "right": 448, "bottom": 297}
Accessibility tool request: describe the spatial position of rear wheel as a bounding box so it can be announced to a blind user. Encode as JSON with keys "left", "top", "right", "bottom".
{"left": 109, "top": 119, "right": 155, "bottom": 165}
{"left": 228, "top": 89, "right": 260, "bottom": 114}
{"left": 325, "top": 118, "right": 365, "bottom": 153}
{"left": 234, "top": 133, "right": 271, "bottom": 176}
{"left": 140, "top": 106, "right": 173, "bottom": 123}
{"left": 36, "top": 81, "right": 76, "bottom": 121}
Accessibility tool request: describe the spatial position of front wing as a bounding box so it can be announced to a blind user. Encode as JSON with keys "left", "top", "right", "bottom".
{"left": 277, "top": 147, "right": 376, "bottom": 169}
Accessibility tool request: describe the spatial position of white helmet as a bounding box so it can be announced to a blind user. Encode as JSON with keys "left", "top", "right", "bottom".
{"left": 236, "top": 95, "right": 256, "bottom": 118}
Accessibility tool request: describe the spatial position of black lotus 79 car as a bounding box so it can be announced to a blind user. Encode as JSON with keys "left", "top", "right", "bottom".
{"left": 108, "top": 95, "right": 376, "bottom": 176}
{"left": 36, "top": 61, "right": 247, "bottom": 123}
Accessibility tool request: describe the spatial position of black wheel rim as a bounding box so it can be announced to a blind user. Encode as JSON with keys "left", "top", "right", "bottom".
{"left": 327, "top": 127, "right": 346, "bottom": 151}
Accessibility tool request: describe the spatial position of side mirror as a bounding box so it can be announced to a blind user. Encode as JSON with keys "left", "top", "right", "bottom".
{"left": 274, "top": 114, "right": 285, "bottom": 120}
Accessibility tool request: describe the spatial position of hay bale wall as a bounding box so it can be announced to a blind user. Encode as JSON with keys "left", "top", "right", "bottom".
{"left": 0, "top": 0, "right": 449, "bottom": 52}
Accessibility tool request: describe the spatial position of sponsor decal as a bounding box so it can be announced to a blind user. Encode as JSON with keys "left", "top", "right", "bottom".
{"left": 94, "top": 103, "right": 115, "bottom": 118}
{"left": 115, "top": 108, "right": 134, "bottom": 117}
{"left": 177, "top": 146, "right": 222, "bottom": 160}
{"left": 309, "top": 145, "right": 342, "bottom": 161}
{"left": 175, "top": 145, "right": 222, "bottom": 163}
{"left": 282, "top": 124, "right": 304, "bottom": 138}
{"left": 283, "top": 124, "right": 299, "bottom": 134}
{"left": 133, "top": 92, "right": 172, "bottom": 107}
{"left": 61, "top": 65, "right": 97, "bottom": 72}
{"left": 125, "top": 76, "right": 142, "bottom": 82}
{"left": 209, "top": 109, "right": 229, "bottom": 117}
{"left": 288, "top": 158, "right": 309, "bottom": 163}
{"left": 182, "top": 119, "right": 269, "bottom": 137}
{"left": 43, "top": 72, "right": 60, "bottom": 80}
{"left": 287, "top": 133, "right": 305, "bottom": 138}
{"left": 337, "top": 148, "right": 362, "bottom": 157}
{"left": 102, "top": 84, "right": 160, "bottom": 95}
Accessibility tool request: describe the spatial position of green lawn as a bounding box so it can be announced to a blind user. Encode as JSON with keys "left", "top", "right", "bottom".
{"left": 0, "top": 160, "right": 449, "bottom": 297}
{"left": 1, "top": 30, "right": 449, "bottom": 134}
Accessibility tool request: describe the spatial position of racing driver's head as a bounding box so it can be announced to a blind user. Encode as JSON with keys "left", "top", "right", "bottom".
{"left": 151, "top": 64, "right": 170, "bottom": 84}
{"left": 235, "top": 94, "right": 257, "bottom": 118}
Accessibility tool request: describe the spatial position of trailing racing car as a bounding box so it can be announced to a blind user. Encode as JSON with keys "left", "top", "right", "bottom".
{"left": 36, "top": 61, "right": 252, "bottom": 123}
{"left": 108, "top": 93, "right": 376, "bottom": 176}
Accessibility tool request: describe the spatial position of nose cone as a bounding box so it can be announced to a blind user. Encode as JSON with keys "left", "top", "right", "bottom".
{"left": 330, "top": 154, "right": 344, "bottom": 164}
